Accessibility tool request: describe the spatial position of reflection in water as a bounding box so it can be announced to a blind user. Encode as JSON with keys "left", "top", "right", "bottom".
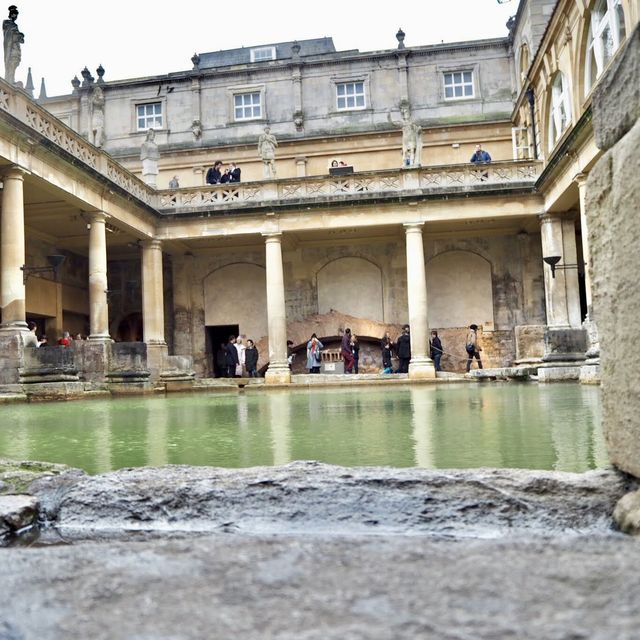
{"left": 0, "top": 384, "right": 606, "bottom": 474}
{"left": 147, "top": 402, "right": 168, "bottom": 468}
{"left": 410, "top": 387, "right": 434, "bottom": 468}
{"left": 90, "top": 403, "right": 113, "bottom": 474}
{"left": 269, "top": 392, "right": 291, "bottom": 466}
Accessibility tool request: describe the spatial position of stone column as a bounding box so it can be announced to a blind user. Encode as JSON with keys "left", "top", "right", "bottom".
{"left": 540, "top": 213, "right": 574, "bottom": 328}
{"left": 575, "top": 173, "right": 592, "bottom": 314}
{"left": 1, "top": 167, "right": 28, "bottom": 330}
{"left": 263, "top": 233, "right": 291, "bottom": 384}
{"left": 575, "top": 173, "right": 600, "bottom": 379}
{"left": 403, "top": 223, "right": 435, "bottom": 379}
{"left": 88, "top": 212, "right": 110, "bottom": 340}
{"left": 142, "top": 239, "right": 167, "bottom": 378}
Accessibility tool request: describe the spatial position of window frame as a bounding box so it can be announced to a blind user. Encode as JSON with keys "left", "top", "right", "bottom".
{"left": 584, "top": 0, "right": 626, "bottom": 95}
{"left": 135, "top": 101, "right": 164, "bottom": 132}
{"left": 442, "top": 69, "right": 475, "bottom": 101}
{"left": 335, "top": 80, "right": 367, "bottom": 111}
{"left": 233, "top": 91, "right": 262, "bottom": 121}
{"left": 548, "top": 72, "right": 572, "bottom": 149}
{"left": 227, "top": 84, "right": 266, "bottom": 124}
{"left": 250, "top": 46, "right": 276, "bottom": 62}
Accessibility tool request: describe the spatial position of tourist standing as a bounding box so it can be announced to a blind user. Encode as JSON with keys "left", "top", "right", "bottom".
{"left": 465, "top": 324, "right": 483, "bottom": 372}
{"left": 306, "top": 333, "right": 323, "bottom": 374}
{"left": 351, "top": 334, "right": 360, "bottom": 374}
{"left": 245, "top": 339, "right": 259, "bottom": 377}
{"left": 225, "top": 335, "right": 239, "bottom": 377}
{"left": 206, "top": 161, "right": 223, "bottom": 185}
{"left": 395, "top": 325, "right": 411, "bottom": 373}
{"left": 229, "top": 163, "right": 241, "bottom": 183}
{"left": 235, "top": 336, "right": 246, "bottom": 377}
{"left": 470, "top": 144, "right": 491, "bottom": 163}
{"left": 381, "top": 332, "right": 394, "bottom": 374}
{"left": 430, "top": 330, "right": 443, "bottom": 372}
{"left": 341, "top": 328, "right": 355, "bottom": 373}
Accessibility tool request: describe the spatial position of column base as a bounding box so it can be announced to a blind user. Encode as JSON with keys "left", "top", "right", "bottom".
{"left": 408, "top": 357, "right": 436, "bottom": 380}
{"left": 264, "top": 364, "right": 291, "bottom": 385}
{"left": 88, "top": 334, "right": 112, "bottom": 342}
{"left": 146, "top": 342, "right": 168, "bottom": 381}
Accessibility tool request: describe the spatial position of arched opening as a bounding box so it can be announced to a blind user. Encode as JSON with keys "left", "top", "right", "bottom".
{"left": 316, "top": 257, "right": 384, "bottom": 321}
{"left": 426, "top": 251, "right": 494, "bottom": 329}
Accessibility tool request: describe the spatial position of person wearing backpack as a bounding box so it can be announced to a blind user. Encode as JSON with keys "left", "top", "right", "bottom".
{"left": 465, "top": 324, "right": 483, "bottom": 372}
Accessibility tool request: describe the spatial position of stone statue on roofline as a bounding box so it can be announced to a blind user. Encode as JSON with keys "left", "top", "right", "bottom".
{"left": 3, "top": 4, "right": 23, "bottom": 85}
{"left": 140, "top": 128, "right": 160, "bottom": 187}
{"left": 388, "top": 103, "right": 422, "bottom": 167}
{"left": 90, "top": 85, "right": 105, "bottom": 147}
{"left": 258, "top": 125, "right": 278, "bottom": 179}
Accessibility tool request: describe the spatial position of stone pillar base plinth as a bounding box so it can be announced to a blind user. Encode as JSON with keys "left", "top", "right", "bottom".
{"left": 146, "top": 343, "right": 168, "bottom": 381}
{"left": 264, "top": 366, "right": 291, "bottom": 385}
{"left": 408, "top": 358, "right": 436, "bottom": 380}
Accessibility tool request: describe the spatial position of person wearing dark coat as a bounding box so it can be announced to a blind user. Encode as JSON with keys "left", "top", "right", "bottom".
{"left": 225, "top": 335, "right": 239, "bottom": 377}
{"left": 244, "top": 339, "right": 259, "bottom": 377}
{"left": 206, "top": 161, "right": 223, "bottom": 184}
{"left": 341, "top": 328, "right": 355, "bottom": 373}
{"left": 229, "top": 163, "right": 241, "bottom": 183}
{"left": 381, "top": 332, "right": 394, "bottom": 373}
{"left": 429, "top": 330, "right": 443, "bottom": 372}
{"left": 395, "top": 325, "right": 411, "bottom": 373}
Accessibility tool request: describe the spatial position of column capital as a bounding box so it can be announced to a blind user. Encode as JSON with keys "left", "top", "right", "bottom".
{"left": 573, "top": 172, "right": 589, "bottom": 187}
{"left": 141, "top": 238, "right": 163, "bottom": 251}
{"left": 88, "top": 211, "right": 109, "bottom": 224}
{"left": 2, "top": 165, "right": 29, "bottom": 181}
{"left": 403, "top": 222, "right": 424, "bottom": 233}
{"left": 262, "top": 232, "right": 283, "bottom": 243}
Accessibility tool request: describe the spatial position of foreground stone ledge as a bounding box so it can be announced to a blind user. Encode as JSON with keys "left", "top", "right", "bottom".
{"left": 613, "top": 489, "right": 640, "bottom": 536}
{"left": 23, "top": 462, "right": 633, "bottom": 542}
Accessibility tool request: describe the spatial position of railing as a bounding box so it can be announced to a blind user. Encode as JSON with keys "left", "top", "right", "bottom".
{"left": 0, "top": 79, "right": 156, "bottom": 208}
{"left": 158, "top": 160, "right": 542, "bottom": 212}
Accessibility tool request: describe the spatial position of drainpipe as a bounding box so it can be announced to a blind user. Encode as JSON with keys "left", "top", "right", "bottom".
{"left": 526, "top": 87, "right": 538, "bottom": 159}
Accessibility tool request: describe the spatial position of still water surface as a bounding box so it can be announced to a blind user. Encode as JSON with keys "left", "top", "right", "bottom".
{"left": 0, "top": 384, "right": 605, "bottom": 474}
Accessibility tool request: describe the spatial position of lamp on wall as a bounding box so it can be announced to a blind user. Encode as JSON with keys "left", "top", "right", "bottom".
{"left": 543, "top": 255, "right": 583, "bottom": 279}
{"left": 21, "top": 254, "right": 66, "bottom": 284}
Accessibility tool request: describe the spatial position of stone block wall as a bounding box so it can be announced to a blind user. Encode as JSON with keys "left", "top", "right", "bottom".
{"left": 586, "top": 24, "right": 640, "bottom": 478}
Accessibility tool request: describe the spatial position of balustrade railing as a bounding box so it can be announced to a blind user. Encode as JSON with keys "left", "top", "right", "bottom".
{"left": 158, "top": 160, "right": 542, "bottom": 212}
{"left": 0, "top": 80, "right": 155, "bottom": 207}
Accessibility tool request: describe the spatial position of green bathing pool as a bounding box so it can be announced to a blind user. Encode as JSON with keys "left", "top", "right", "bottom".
{"left": 0, "top": 383, "right": 605, "bottom": 474}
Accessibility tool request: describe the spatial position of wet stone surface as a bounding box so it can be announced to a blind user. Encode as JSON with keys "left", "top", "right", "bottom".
{"left": 0, "top": 462, "right": 638, "bottom": 639}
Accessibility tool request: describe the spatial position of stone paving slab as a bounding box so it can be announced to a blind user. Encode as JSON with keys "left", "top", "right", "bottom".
{"left": 1, "top": 533, "right": 639, "bottom": 640}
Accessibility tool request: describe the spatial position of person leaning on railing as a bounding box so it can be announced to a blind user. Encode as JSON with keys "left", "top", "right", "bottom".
{"left": 470, "top": 144, "right": 491, "bottom": 181}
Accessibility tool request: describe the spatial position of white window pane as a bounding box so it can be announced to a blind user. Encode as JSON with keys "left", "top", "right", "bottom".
{"left": 355, "top": 95, "right": 364, "bottom": 107}
{"left": 445, "top": 87, "right": 453, "bottom": 98}
{"left": 455, "top": 86, "right": 462, "bottom": 97}
{"left": 444, "top": 74, "right": 452, "bottom": 85}
{"left": 464, "top": 85, "right": 473, "bottom": 96}
{"left": 463, "top": 71, "right": 472, "bottom": 83}
{"left": 337, "top": 84, "right": 345, "bottom": 96}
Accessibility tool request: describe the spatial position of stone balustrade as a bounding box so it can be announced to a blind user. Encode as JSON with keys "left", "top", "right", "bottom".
{"left": 158, "top": 160, "right": 542, "bottom": 213}
{"left": 0, "top": 80, "right": 155, "bottom": 207}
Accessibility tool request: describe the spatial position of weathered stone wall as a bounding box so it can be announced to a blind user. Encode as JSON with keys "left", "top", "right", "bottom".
{"left": 172, "top": 232, "right": 545, "bottom": 376}
{"left": 586, "top": 24, "right": 640, "bottom": 478}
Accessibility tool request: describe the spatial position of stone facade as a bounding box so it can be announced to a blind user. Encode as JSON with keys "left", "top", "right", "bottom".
{"left": 586, "top": 23, "right": 640, "bottom": 478}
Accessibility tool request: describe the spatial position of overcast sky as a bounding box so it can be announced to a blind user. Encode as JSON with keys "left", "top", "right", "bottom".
{"left": 14, "top": 0, "right": 518, "bottom": 97}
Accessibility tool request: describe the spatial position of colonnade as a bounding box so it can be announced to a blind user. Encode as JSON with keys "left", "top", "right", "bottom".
{"left": 0, "top": 161, "right": 595, "bottom": 383}
{"left": 0, "top": 165, "right": 166, "bottom": 382}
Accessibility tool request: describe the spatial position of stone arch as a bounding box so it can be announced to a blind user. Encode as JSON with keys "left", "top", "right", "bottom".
{"left": 316, "top": 256, "right": 384, "bottom": 322}
{"left": 426, "top": 250, "right": 494, "bottom": 329}
{"left": 203, "top": 262, "right": 267, "bottom": 342}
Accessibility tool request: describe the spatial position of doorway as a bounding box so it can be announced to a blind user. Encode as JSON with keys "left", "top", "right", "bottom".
{"left": 206, "top": 324, "right": 239, "bottom": 377}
